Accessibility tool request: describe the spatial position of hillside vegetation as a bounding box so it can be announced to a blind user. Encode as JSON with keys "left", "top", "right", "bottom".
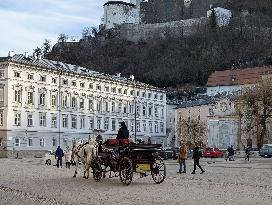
{"left": 46, "top": 5, "right": 272, "bottom": 90}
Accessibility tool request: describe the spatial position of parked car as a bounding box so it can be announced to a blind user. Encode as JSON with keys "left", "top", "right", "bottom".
{"left": 203, "top": 147, "right": 224, "bottom": 158}
{"left": 259, "top": 144, "right": 272, "bottom": 158}
{"left": 173, "top": 147, "right": 180, "bottom": 160}
{"left": 44, "top": 150, "right": 56, "bottom": 165}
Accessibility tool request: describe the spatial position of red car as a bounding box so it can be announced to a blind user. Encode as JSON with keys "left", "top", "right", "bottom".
{"left": 203, "top": 147, "right": 224, "bottom": 158}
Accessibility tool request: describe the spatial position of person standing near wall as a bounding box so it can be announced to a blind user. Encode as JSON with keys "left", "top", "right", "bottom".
{"left": 177, "top": 143, "right": 188, "bottom": 173}
{"left": 191, "top": 143, "right": 205, "bottom": 174}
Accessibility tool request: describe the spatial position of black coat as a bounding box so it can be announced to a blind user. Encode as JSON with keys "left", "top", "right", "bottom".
{"left": 116, "top": 127, "right": 129, "bottom": 139}
{"left": 192, "top": 147, "right": 201, "bottom": 159}
{"left": 55, "top": 147, "right": 64, "bottom": 158}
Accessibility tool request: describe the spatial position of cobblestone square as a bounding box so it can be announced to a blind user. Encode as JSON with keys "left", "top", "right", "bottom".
{"left": 0, "top": 158, "right": 272, "bottom": 205}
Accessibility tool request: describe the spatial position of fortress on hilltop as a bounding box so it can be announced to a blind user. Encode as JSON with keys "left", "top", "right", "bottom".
{"left": 101, "top": 0, "right": 229, "bottom": 41}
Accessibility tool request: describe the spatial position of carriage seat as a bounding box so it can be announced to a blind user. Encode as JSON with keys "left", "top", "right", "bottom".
{"left": 104, "top": 139, "right": 130, "bottom": 146}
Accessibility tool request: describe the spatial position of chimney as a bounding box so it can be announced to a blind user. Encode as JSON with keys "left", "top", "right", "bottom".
{"left": 24, "top": 52, "right": 29, "bottom": 58}
{"left": 8, "top": 51, "right": 15, "bottom": 57}
{"left": 130, "top": 75, "right": 135, "bottom": 81}
{"left": 116, "top": 73, "right": 121, "bottom": 78}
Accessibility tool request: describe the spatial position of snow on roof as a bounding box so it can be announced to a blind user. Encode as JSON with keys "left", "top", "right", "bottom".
{"left": 0, "top": 54, "right": 163, "bottom": 91}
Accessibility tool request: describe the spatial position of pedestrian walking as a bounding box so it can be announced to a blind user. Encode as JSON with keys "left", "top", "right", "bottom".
{"left": 177, "top": 143, "right": 188, "bottom": 173}
{"left": 64, "top": 146, "right": 72, "bottom": 168}
{"left": 245, "top": 147, "right": 250, "bottom": 161}
{"left": 55, "top": 146, "right": 64, "bottom": 168}
{"left": 191, "top": 143, "right": 205, "bottom": 174}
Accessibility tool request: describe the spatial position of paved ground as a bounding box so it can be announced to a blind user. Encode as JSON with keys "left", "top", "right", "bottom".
{"left": 0, "top": 157, "right": 272, "bottom": 205}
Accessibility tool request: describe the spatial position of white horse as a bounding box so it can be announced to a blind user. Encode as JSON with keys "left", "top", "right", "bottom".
{"left": 72, "top": 138, "right": 97, "bottom": 179}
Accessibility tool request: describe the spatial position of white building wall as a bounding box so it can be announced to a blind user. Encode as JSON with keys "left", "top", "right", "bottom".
{"left": 104, "top": 3, "right": 140, "bottom": 29}
{"left": 0, "top": 58, "right": 166, "bottom": 154}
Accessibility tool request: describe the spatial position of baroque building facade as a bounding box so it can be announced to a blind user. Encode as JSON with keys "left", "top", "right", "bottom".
{"left": 0, "top": 53, "right": 166, "bottom": 157}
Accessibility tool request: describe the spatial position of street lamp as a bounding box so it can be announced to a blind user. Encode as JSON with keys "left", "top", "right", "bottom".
{"left": 130, "top": 75, "right": 137, "bottom": 142}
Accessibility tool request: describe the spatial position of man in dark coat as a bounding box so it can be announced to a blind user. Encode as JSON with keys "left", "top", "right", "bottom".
{"left": 55, "top": 146, "right": 64, "bottom": 168}
{"left": 116, "top": 121, "right": 129, "bottom": 139}
{"left": 191, "top": 143, "right": 205, "bottom": 174}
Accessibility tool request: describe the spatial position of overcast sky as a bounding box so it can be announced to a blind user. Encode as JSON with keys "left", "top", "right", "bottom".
{"left": 0, "top": 0, "right": 127, "bottom": 56}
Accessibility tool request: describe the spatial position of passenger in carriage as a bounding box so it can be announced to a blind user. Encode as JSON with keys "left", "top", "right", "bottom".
{"left": 116, "top": 121, "right": 129, "bottom": 139}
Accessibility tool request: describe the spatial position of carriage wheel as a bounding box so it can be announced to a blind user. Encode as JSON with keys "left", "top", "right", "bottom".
{"left": 151, "top": 156, "right": 166, "bottom": 184}
{"left": 93, "top": 162, "right": 102, "bottom": 182}
{"left": 119, "top": 157, "right": 133, "bottom": 186}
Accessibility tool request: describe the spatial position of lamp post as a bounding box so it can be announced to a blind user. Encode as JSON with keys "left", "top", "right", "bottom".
{"left": 130, "top": 75, "right": 137, "bottom": 142}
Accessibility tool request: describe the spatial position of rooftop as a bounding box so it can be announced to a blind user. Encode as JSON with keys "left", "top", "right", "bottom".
{"left": 206, "top": 66, "right": 272, "bottom": 87}
{"left": 0, "top": 54, "right": 163, "bottom": 91}
{"left": 103, "top": 1, "right": 135, "bottom": 7}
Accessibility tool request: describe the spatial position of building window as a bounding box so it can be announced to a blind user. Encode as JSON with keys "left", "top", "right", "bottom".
{"left": 136, "top": 121, "right": 140, "bottom": 132}
{"left": 160, "top": 108, "right": 164, "bottom": 118}
{"left": 111, "top": 119, "right": 116, "bottom": 131}
{"left": 105, "top": 86, "right": 109, "bottom": 92}
{"left": 88, "top": 99, "right": 93, "bottom": 110}
{"left": 52, "top": 138, "right": 57, "bottom": 147}
{"left": 104, "top": 101, "right": 109, "bottom": 112}
{"left": 111, "top": 87, "right": 116, "bottom": 93}
{"left": 97, "top": 118, "right": 101, "bottom": 130}
{"left": 137, "top": 91, "right": 140, "bottom": 96}
{"left": 51, "top": 94, "right": 56, "bottom": 106}
{"left": 40, "top": 75, "right": 46, "bottom": 82}
{"left": 89, "top": 117, "right": 94, "bottom": 130}
{"left": 15, "top": 138, "right": 20, "bottom": 146}
{"left": 97, "top": 100, "right": 102, "bottom": 112}
{"left": 39, "top": 113, "right": 46, "bottom": 127}
{"left": 136, "top": 105, "right": 140, "bottom": 116}
{"left": 14, "top": 90, "right": 21, "bottom": 103}
{"left": 160, "top": 95, "right": 163, "bottom": 100}
{"left": 142, "top": 92, "right": 146, "bottom": 98}
{"left": 27, "top": 74, "right": 33, "bottom": 80}
{"left": 62, "top": 79, "right": 68, "bottom": 85}
{"left": 28, "top": 138, "right": 33, "bottom": 146}
{"left": 71, "top": 97, "right": 76, "bottom": 108}
{"left": 149, "top": 122, "right": 153, "bottom": 133}
{"left": 148, "top": 93, "right": 151, "bottom": 98}
{"left": 130, "top": 120, "right": 134, "bottom": 132}
{"left": 40, "top": 138, "right": 45, "bottom": 147}
{"left": 14, "top": 113, "right": 21, "bottom": 126}
{"left": 52, "top": 78, "right": 57, "bottom": 84}
{"left": 129, "top": 104, "right": 134, "bottom": 114}
{"left": 80, "top": 82, "right": 85, "bottom": 88}
{"left": 118, "top": 103, "right": 122, "bottom": 113}
{"left": 143, "top": 121, "right": 147, "bottom": 132}
{"left": 118, "top": 88, "right": 122, "bottom": 94}
{"left": 155, "top": 107, "right": 158, "bottom": 117}
{"left": 160, "top": 122, "right": 164, "bottom": 133}
{"left": 123, "top": 104, "right": 127, "bottom": 113}
{"left": 96, "top": 84, "right": 101, "bottom": 91}
{"left": 154, "top": 94, "right": 158, "bottom": 99}
{"left": 111, "top": 102, "right": 115, "bottom": 112}
{"left": 0, "top": 70, "right": 4, "bottom": 78}
{"left": 14, "top": 71, "right": 20, "bottom": 78}
{"left": 0, "top": 87, "right": 4, "bottom": 103}
{"left": 62, "top": 95, "right": 68, "bottom": 107}
{"left": 155, "top": 122, "right": 159, "bottom": 133}
{"left": 72, "top": 81, "right": 77, "bottom": 86}
{"left": 39, "top": 93, "right": 45, "bottom": 105}
{"left": 79, "top": 98, "right": 84, "bottom": 109}
{"left": 149, "top": 107, "right": 152, "bottom": 116}
{"left": 123, "top": 89, "right": 127, "bottom": 95}
{"left": 71, "top": 115, "right": 77, "bottom": 129}
{"left": 0, "top": 111, "right": 3, "bottom": 126}
{"left": 51, "top": 116, "right": 57, "bottom": 128}
{"left": 89, "top": 83, "right": 93, "bottom": 89}
{"left": 142, "top": 106, "right": 146, "bottom": 116}
{"left": 27, "top": 92, "right": 33, "bottom": 104}
{"left": 104, "top": 118, "right": 109, "bottom": 130}
{"left": 80, "top": 116, "right": 85, "bottom": 129}
{"left": 62, "top": 115, "right": 68, "bottom": 128}
{"left": 27, "top": 114, "right": 33, "bottom": 127}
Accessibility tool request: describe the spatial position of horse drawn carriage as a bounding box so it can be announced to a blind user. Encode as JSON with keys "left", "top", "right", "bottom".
{"left": 92, "top": 139, "right": 166, "bottom": 185}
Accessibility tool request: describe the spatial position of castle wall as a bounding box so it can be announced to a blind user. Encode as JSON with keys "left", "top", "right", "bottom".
{"left": 119, "top": 17, "right": 207, "bottom": 42}
{"left": 104, "top": 3, "right": 140, "bottom": 29}
{"left": 140, "top": 0, "right": 185, "bottom": 24}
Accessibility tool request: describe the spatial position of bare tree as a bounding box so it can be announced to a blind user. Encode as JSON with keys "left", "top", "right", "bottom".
{"left": 33, "top": 47, "right": 42, "bottom": 59}
{"left": 235, "top": 77, "right": 272, "bottom": 148}
{"left": 177, "top": 118, "right": 207, "bottom": 146}
{"left": 58, "top": 33, "right": 69, "bottom": 43}
{"left": 81, "top": 27, "right": 98, "bottom": 40}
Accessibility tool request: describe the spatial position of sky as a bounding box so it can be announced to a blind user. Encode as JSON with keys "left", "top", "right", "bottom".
{"left": 0, "top": 0, "right": 126, "bottom": 57}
